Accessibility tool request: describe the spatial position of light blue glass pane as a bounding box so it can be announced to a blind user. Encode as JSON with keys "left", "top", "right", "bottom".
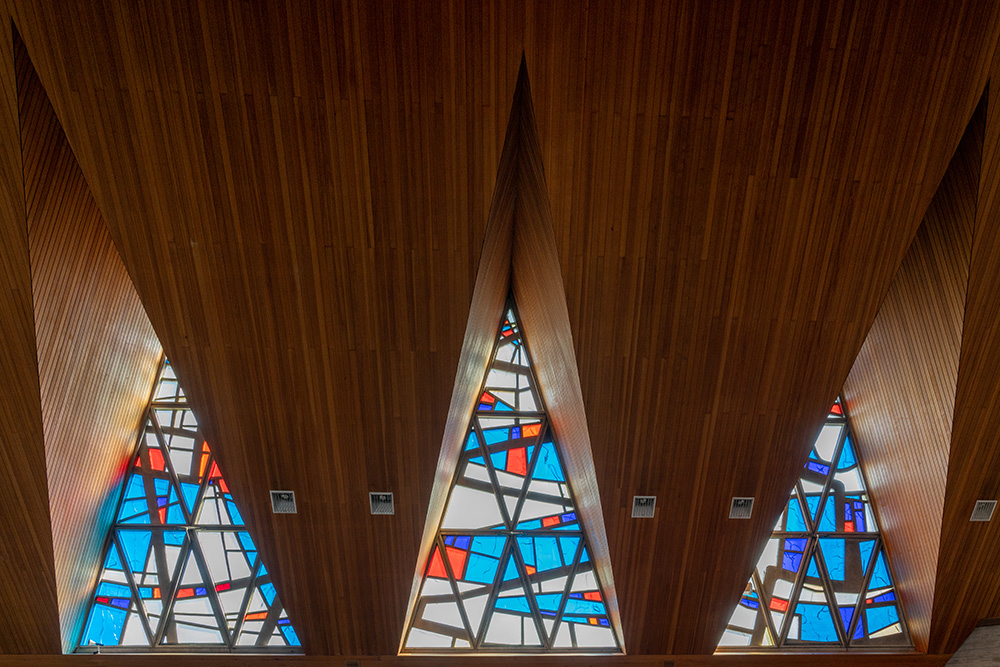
{"left": 117, "top": 530, "right": 151, "bottom": 573}
{"left": 838, "top": 437, "right": 856, "bottom": 469}
{"left": 806, "top": 495, "right": 821, "bottom": 521}
{"left": 535, "top": 593, "right": 561, "bottom": 611}
{"left": 817, "top": 497, "right": 836, "bottom": 531}
{"left": 483, "top": 428, "right": 508, "bottom": 445}
{"left": 280, "top": 624, "right": 300, "bottom": 646}
{"left": 869, "top": 551, "right": 892, "bottom": 588}
{"left": 165, "top": 502, "right": 184, "bottom": 524}
{"left": 154, "top": 478, "right": 169, "bottom": 496}
{"left": 786, "top": 498, "right": 807, "bottom": 531}
{"left": 807, "top": 556, "right": 819, "bottom": 578}
{"left": 82, "top": 604, "right": 127, "bottom": 646}
{"left": 471, "top": 536, "right": 506, "bottom": 557}
{"left": 564, "top": 599, "right": 606, "bottom": 615}
{"left": 104, "top": 544, "right": 122, "bottom": 570}
{"left": 859, "top": 540, "right": 876, "bottom": 569}
{"left": 495, "top": 596, "right": 530, "bottom": 613}
{"left": 532, "top": 443, "right": 565, "bottom": 482}
{"left": 581, "top": 548, "right": 589, "bottom": 563}
{"left": 820, "top": 539, "right": 845, "bottom": 581}
{"left": 494, "top": 402, "right": 512, "bottom": 412}
{"left": 97, "top": 582, "right": 131, "bottom": 598}
{"left": 866, "top": 604, "right": 899, "bottom": 633}
{"left": 465, "top": 431, "right": 479, "bottom": 451}
{"left": 465, "top": 554, "right": 499, "bottom": 584}
{"left": 163, "top": 530, "right": 184, "bottom": 546}
{"left": 261, "top": 583, "right": 276, "bottom": 605}
{"left": 180, "top": 483, "right": 200, "bottom": 513}
{"left": 795, "top": 602, "right": 838, "bottom": 642}
{"left": 559, "top": 537, "right": 580, "bottom": 565}
{"left": 502, "top": 557, "right": 518, "bottom": 581}
{"left": 226, "top": 500, "right": 244, "bottom": 525}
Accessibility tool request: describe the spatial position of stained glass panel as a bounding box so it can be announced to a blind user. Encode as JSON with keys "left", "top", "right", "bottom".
{"left": 719, "top": 398, "right": 910, "bottom": 650}
{"left": 403, "top": 302, "right": 620, "bottom": 652}
{"left": 78, "top": 359, "right": 301, "bottom": 652}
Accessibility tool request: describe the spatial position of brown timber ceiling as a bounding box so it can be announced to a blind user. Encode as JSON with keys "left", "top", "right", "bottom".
{"left": 15, "top": 33, "right": 163, "bottom": 652}
{"left": 1, "top": 0, "right": 1000, "bottom": 662}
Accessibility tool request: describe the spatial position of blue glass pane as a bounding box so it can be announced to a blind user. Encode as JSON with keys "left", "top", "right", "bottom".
{"left": 866, "top": 604, "right": 899, "bottom": 633}
{"left": 564, "top": 599, "right": 606, "bottom": 615}
{"left": 261, "top": 582, "right": 276, "bottom": 605}
{"left": 104, "top": 544, "right": 122, "bottom": 570}
{"left": 819, "top": 539, "right": 845, "bottom": 580}
{"left": 502, "top": 557, "right": 518, "bottom": 581}
{"left": 180, "top": 483, "right": 200, "bottom": 513}
{"left": 466, "top": 553, "right": 500, "bottom": 584}
{"left": 786, "top": 497, "right": 807, "bottom": 531}
{"left": 471, "top": 536, "right": 505, "bottom": 557}
{"left": 82, "top": 604, "right": 127, "bottom": 646}
{"left": 795, "top": 602, "right": 838, "bottom": 642}
{"left": 465, "top": 431, "right": 479, "bottom": 451}
{"left": 535, "top": 593, "right": 561, "bottom": 611}
{"left": 838, "top": 437, "right": 856, "bottom": 469}
{"left": 859, "top": 540, "right": 876, "bottom": 569}
{"left": 280, "top": 624, "right": 301, "bottom": 646}
{"left": 97, "top": 582, "right": 131, "bottom": 598}
{"left": 869, "top": 551, "right": 892, "bottom": 588}
{"left": 532, "top": 442, "right": 565, "bottom": 482}
{"left": 117, "top": 530, "right": 151, "bottom": 573}
{"left": 495, "top": 596, "right": 530, "bottom": 613}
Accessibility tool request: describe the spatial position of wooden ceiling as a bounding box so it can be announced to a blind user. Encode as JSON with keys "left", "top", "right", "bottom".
{"left": 1, "top": 0, "right": 1000, "bottom": 664}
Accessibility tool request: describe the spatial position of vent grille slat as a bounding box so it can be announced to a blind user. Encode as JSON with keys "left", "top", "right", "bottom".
{"left": 370, "top": 492, "right": 394, "bottom": 515}
{"left": 971, "top": 500, "right": 997, "bottom": 522}
{"left": 270, "top": 490, "right": 297, "bottom": 514}
{"left": 632, "top": 496, "right": 656, "bottom": 518}
{"left": 729, "top": 497, "right": 754, "bottom": 519}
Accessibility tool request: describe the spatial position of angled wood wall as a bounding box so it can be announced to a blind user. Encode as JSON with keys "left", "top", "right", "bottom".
{"left": 842, "top": 94, "right": 985, "bottom": 651}
{"left": 0, "top": 6, "right": 61, "bottom": 652}
{"left": 15, "top": 34, "right": 162, "bottom": 651}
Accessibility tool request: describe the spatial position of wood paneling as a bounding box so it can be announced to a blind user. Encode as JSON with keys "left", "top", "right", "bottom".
{"left": 508, "top": 60, "right": 622, "bottom": 640}
{"left": 842, "top": 93, "right": 986, "bottom": 651}
{"left": 15, "top": 34, "right": 162, "bottom": 651}
{"left": 930, "top": 46, "right": 1000, "bottom": 653}
{"left": 0, "top": 1, "right": 61, "bottom": 653}
{"left": 2, "top": 0, "right": 999, "bottom": 657}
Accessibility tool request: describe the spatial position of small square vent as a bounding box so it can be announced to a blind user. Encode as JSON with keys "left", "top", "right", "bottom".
{"left": 270, "top": 490, "right": 297, "bottom": 514}
{"left": 729, "top": 497, "right": 754, "bottom": 519}
{"left": 971, "top": 500, "right": 997, "bottom": 522}
{"left": 370, "top": 492, "right": 394, "bottom": 515}
{"left": 632, "top": 496, "right": 656, "bottom": 518}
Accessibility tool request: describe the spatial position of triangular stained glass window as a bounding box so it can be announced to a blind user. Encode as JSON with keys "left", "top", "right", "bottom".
{"left": 718, "top": 397, "right": 911, "bottom": 649}
{"left": 78, "top": 359, "right": 301, "bottom": 652}
{"left": 402, "top": 301, "right": 621, "bottom": 652}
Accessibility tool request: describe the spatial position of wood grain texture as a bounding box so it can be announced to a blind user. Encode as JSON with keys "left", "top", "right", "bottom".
{"left": 0, "top": 1, "right": 61, "bottom": 653}
{"left": 15, "top": 34, "right": 162, "bottom": 652}
{"left": 2, "top": 0, "right": 1000, "bottom": 657}
{"left": 842, "top": 93, "right": 985, "bottom": 652}
{"left": 507, "top": 60, "right": 622, "bottom": 641}
{"left": 930, "top": 45, "right": 1000, "bottom": 653}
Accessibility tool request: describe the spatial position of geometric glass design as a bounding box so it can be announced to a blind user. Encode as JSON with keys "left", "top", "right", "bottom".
{"left": 718, "top": 397, "right": 911, "bottom": 649}
{"left": 402, "top": 300, "right": 621, "bottom": 652}
{"left": 77, "top": 359, "right": 301, "bottom": 652}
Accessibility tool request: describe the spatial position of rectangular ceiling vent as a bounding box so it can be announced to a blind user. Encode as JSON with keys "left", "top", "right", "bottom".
{"left": 729, "top": 497, "right": 754, "bottom": 519}
{"left": 346, "top": 661, "right": 361, "bottom": 667}
{"left": 632, "top": 496, "right": 656, "bottom": 518}
{"left": 269, "top": 490, "right": 297, "bottom": 514}
{"left": 971, "top": 500, "right": 997, "bottom": 522}
{"left": 370, "top": 492, "right": 394, "bottom": 515}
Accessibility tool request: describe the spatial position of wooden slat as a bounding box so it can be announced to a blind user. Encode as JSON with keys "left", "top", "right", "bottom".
{"left": 930, "top": 46, "right": 1000, "bottom": 653}
{"left": 15, "top": 33, "right": 162, "bottom": 651}
{"left": 842, "top": 92, "right": 985, "bottom": 651}
{"left": 0, "top": 0, "right": 61, "bottom": 652}
{"left": 3, "top": 0, "right": 1000, "bottom": 657}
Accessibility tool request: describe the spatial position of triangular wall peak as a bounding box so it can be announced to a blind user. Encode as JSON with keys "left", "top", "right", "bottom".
{"left": 718, "top": 399, "right": 911, "bottom": 649}
{"left": 403, "top": 301, "right": 619, "bottom": 652}
{"left": 78, "top": 360, "right": 301, "bottom": 652}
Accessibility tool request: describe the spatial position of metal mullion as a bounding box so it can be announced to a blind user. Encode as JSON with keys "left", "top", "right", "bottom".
{"left": 231, "top": 558, "right": 263, "bottom": 645}
{"left": 777, "top": 536, "right": 817, "bottom": 645}
{"left": 509, "top": 419, "right": 550, "bottom": 526}
{"left": 813, "top": 420, "right": 850, "bottom": 532}
{"left": 472, "top": 418, "right": 514, "bottom": 529}
{"left": 189, "top": 448, "right": 217, "bottom": 524}
{"left": 546, "top": 535, "right": 584, "bottom": 646}
{"left": 475, "top": 535, "right": 516, "bottom": 647}
{"left": 750, "top": 569, "right": 780, "bottom": 647}
{"left": 476, "top": 410, "right": 548, "bottom": 420}
{"left": 434, "top": 535, "right": 477, "bottom": 647}
{"left": 111, "top": 532, "right": 156, "bottom": 646}
{"left": 254, "top": 600, "right": 284, "bottom": 647}
{"left": 187, "top": 529, "right": 234, "bottom": 648}
{"left": 810, "top": 536, "right": 849, "bottom": 647}
{"left": 508, "top": 537, "right": 551, "bottom": 649}
{"left": 148, "top": 411, "right": 195, "bottom": 526}
{"left": 794, "top": 482, "right": 815, "bottom": 533}
{"left": 151, "top": 536, "right": 194, "bottom": 646}
{"left": 846, "top": 536, "right": 882, "bottom": 647}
